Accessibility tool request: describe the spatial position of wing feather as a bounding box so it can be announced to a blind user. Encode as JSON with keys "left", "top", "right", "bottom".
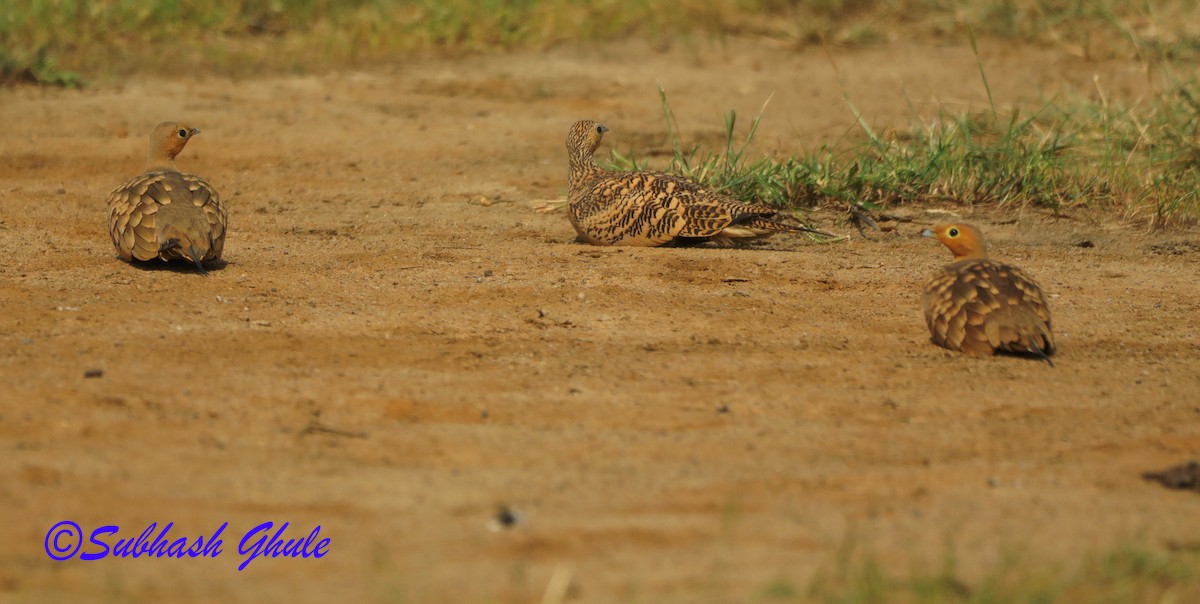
{"left": 923, "top": 259, "right": 1055, "bottom": 357}
{"left": 106, "top": 170, "right": 227, "bottom": 263}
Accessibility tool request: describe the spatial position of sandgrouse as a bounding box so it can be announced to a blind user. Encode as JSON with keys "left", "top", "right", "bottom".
{"left": 922, "top": 223, "right": 1055, "bottom": 365}
{"left": 106, "top": 121, "right": 227, "bottom": 273}
{"left": 566, "top": 119, "right": 814, "bottom": 247}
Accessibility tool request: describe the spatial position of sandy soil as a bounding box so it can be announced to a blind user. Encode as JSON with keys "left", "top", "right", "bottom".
{"left": 2, "top": 37, "right": 1199, "bottom": 603}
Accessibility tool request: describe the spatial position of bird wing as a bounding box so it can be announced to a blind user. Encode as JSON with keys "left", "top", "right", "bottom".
{"left": 923, "top": 259, "right": 1054, "bottom": 356}
{"left": 107, "top": 171, "right": 226, "bottom": 262}
{"left": 570, "top": 169, "right": 800, "bottom": 245}
{"left": 570, "top": 172, "right": 689, "bottom": 246}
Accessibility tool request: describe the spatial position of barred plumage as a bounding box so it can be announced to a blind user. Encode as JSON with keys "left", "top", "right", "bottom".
{"left": 566, "top": 119, "right": 809, "bottom": 247}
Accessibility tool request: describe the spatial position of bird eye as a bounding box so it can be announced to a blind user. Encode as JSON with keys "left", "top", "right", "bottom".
{"left": 595, "top": 125, "right": 603, "bottom": 134}
{"left": 178, "top": 129, "right": 188, "bottom": 138}
{"left": 948, "top": 228, "right": 959, "bottom": 237}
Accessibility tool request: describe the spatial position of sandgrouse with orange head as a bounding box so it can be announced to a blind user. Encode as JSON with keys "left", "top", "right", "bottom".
{"left": 921, "top": 223, "right": 1055, "bottom": 365}
{"left": 106, "top": 121, "right": 227, "bottom": 273}
{"left": 566, "top": 119, "right": 820, "bottom": 247}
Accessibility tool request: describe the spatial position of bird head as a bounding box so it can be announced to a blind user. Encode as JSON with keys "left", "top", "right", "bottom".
{"left": 148, "top": 121, "right": 201, "bottom": 169}
{"left": 921, "top": 223, "right": 988, "bottom": 261}
{"left": 566, "top": 120, "right": 609, "bottom": 165}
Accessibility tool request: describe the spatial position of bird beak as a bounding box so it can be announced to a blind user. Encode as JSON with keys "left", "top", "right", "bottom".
{"left": 920, "top": 228, "right": 935, "bottom": 238}
{"left": 191, "top": 128, "right": 201, "bottom": 136}
{"left": 599, "top": 125, "right": 609, "bottom": 133}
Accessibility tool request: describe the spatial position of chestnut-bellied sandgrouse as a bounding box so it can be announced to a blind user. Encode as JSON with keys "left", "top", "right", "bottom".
{"left": 922, "top": 224, "right": 1055, "bottom": 365}
{"left": 566, "top": 119, "right": 817, "bottom": 247}
{"left": 106, "top": 121, "right": 227, "bottom": 273}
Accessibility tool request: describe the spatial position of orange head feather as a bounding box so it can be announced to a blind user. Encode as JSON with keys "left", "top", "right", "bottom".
{"left": 921, "top": 223, "right": 988, "bottom": 261}
{"left": 147, "top": 121, "right": 200, "bottom": 170}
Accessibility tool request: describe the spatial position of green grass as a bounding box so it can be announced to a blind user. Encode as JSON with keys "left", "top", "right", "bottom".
{"left": 605, "top": 66, "right": 1200, "bottom": 227}
{"left": 356, "top": 540, "right": 1200, "bottom": 603}
{"left": 2, "top": 1, "right": 1200, "bottom": 82}
{"left": 0, "top": 0, "right": 730, "bottom": 77}
{"left": 3, "top": 1, "right": 1197, "bottom": 224}
{"left": 791, "top": 544, "right": 1200, "bottom": 604}
{"left": 0, "top": 46, "right": 83, "bottom": 87}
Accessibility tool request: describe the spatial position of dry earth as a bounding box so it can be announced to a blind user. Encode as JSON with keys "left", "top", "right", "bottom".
{"left": 1, "top": 36, "right": 1199, "bottom": 603}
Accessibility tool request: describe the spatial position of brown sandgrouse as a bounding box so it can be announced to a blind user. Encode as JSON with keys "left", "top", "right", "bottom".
{"left": 921, "top": 223, "right": 1055, "bottom": 365}
{"left": 566, "top": 119, "right": 813, "bottom": 247}
{"left": 106, "top": 121, "right": 227, "bottom": 273}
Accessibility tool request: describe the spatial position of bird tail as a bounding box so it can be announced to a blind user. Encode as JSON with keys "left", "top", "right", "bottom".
{"left": 986, "top": 309, "right": 1055, "bottom": 366}
{"left": 157, "top": 218, "right": 212, "bottom": 275}
{"left": 158, "top": 236, "right": 209, "bottom": 275}
{"left": 741, "top": 216, "right": 837, "bottom": 239}
{"left": 1019, "top": 313, "right": 1055, "bottom": 367}
{"left": 1025, "top": 336, "right": 1055, "bottom": 367}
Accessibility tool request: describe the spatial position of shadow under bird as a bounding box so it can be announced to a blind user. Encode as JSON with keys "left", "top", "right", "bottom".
{"left": 106, "top": 121, "right": 227, "bottom": 274}
{"left": 565, "top": 119, "right": 822, "bottom": 247}
{"left": 921, "top": 223, "right": 1055, "bottom": 366}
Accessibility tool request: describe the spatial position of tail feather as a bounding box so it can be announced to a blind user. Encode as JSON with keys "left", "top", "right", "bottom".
{"left": 1026, "top": 336, "right": 1055, "bottom": 367}
{"left": 154, "top": 201, "right": 214, "bottom": 272}
{"left": 186, "top": 242, "right": 208, "bottom": 275}
{"left": 740, "top": 215, "right": 835, "bottom": 238}
{"left": 158, "top": 236, "right": 209, "bottom": 275}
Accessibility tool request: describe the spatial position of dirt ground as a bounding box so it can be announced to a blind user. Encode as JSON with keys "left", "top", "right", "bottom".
{"left": 2, "top": 36, "right": 1199, "bottom": 603}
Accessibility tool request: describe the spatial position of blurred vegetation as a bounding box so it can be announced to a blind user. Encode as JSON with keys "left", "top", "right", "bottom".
{"left": 2, "top": 0, "right": 1197, "bottom": 223}
{"left": 793, "top": 542, "right": 1200, "bottom": 604}
{"left": 2, "top": 0, "right": 1200, "bottom": 82}
{"left": 0, "top": 46, "right": 83, "bottom": 87}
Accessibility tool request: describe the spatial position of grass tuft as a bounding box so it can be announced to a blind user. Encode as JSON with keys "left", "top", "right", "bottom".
{"left": 606, "top": 76, "right": 1200, "bottom": 228}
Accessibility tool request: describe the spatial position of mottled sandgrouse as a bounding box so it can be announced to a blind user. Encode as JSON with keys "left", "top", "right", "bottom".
{"left": 566, "top": 119, "right": 815, "bottom": 247}
{"left": 922, "top": 223, "right": 1055, "bottom": 365}
{"left": 106, "top": 121, "right": 227, "bottom": 273}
